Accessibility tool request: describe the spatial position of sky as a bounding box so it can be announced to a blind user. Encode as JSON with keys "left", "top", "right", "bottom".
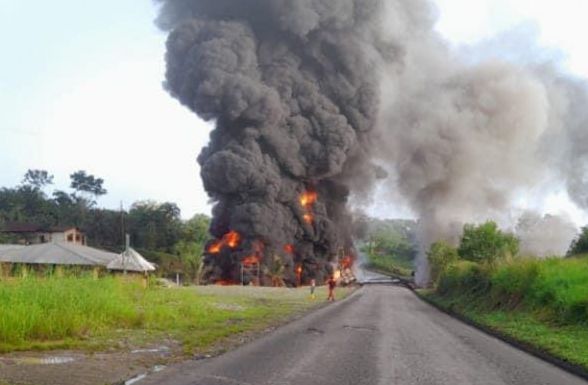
{"left": 1, "top": 0, "right": 587, "bottom": 223}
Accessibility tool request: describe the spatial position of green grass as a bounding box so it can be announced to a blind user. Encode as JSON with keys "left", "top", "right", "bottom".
{"left": 365, "top": 252, "right": 413, "bottom": 277}
{"left": 426, "top": 256, "right": 588, "bottom": 370}
{"left": 424, "top": 292, "right": 588, "bottom": 370}
{"left": 0, "top": 276, "right": 350, "bottom": 354}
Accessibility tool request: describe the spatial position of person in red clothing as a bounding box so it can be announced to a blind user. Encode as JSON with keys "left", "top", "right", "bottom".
{"left": 327, "top": 275, "right": 336, "bottom": 302}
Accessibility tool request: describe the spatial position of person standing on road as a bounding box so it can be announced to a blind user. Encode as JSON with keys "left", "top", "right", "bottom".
{"left": 327, "top": 276, "right": 336, "bottom": 301}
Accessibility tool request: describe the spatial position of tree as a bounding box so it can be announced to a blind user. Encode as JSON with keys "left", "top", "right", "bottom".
{"left": 181, "top": 214, "right": 211, "bottom": 244}
{"left": 567, "top": 226, "right": 588, "bottom": 256}
{"left": 127, "top": 201, "right": 182, "bottom": 252}
{"left": 173, "top": 240, "right": 205, "bottom": 283}
{"left": 368, "top": 223, "right": 415, "bottom": 258}
{"left": 70, "top": 170, "right": 107, "bottom": 201}
{"left": 427, "top": 241, "right": 458, "bottom": 285}
{"left": 0, "top": 186, "right": 57, "bottom": 227}
{"left": 458, "top": 221, "right": 519, "bottom": 263}
{"left": 22, "top": 169, "right": 54, "bottom": 190}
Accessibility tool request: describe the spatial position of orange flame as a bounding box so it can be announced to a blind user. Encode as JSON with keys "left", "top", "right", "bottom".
{"left": 284, "top": 244, "right": 295, "bottom": 254}
{"left": 224, "top": 230, "right": 241, "bottom": 249}
{"left": 333, "top": 269, "right": 341, "bottom": 280}
{"left": 215, "top": 280, "right": 236, "bottom": 286}
{"left": 207, "top": 230, "right": 241, "bottom": 254}
{"left": 341, "top": 256, "right": 353, "bottom": 269}
{"left": 300, "top": 190, "right": 318, "bottom": 224}
{"left": 295, "top": 265, "right": 303, "bottom": 284}
{"left": 242, "top": 255, "right": 260, "bottom": 266}
{"left": 208, "top": 241, "right": 222, "bottom": 254}
{"left": 299, "top": 191, "right": 318, "bottom": 208}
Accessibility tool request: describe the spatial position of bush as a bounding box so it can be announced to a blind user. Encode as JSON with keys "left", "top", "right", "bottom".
{"left": 437, "top": 260, "right": 490, "bottom": 296}
{"left": 528, "top": 258, "right": 588, "bottom": 324}
{"left": 490, "top": 258, "right": 541, "bottom": 308}
{"left": 436, "top": 256, "right": 588, "bottom": 326}
{"left": 427, "top": 241, "right": 458, "bottom": 286}
{"left": 458, "top": 221, "right": 519, "bottom": 264}
{"left": 567, "top": 226, "right": 588, "bottom": 257}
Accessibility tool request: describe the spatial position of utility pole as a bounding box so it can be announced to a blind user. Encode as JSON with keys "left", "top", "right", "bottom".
{"left": 123, "top": 233, "right": 130, "bottom": 276}
{"left": 120, "top": 201, "right": 125, "bottom": 252}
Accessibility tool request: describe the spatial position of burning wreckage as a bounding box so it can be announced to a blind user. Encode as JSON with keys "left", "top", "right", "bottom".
{"left": 156, "top": 0, "right": 388, "bottom": 286}
{"left": 202, "top": 190, "right": 358, "bottom": 286}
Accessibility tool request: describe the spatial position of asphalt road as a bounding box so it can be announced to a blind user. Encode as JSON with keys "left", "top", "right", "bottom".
{"left": 137, "top": 286, "right": 587, "bottom": 385}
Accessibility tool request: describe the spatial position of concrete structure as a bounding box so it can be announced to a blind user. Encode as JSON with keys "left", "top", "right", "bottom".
{"left": 0, "top": 223, "right": 87, "bottom": 245}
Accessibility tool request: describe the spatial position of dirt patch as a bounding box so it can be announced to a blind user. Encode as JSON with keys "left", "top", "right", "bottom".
{"left": 0, "top": 343, "right": 181, "bottom": 385}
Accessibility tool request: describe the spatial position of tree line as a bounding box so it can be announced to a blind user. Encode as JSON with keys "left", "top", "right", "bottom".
{"left": 0, "top": 169, "right": 211, "bottom": 283}
{"left": 428, "top": 220, "right": 588, "bottom": 286}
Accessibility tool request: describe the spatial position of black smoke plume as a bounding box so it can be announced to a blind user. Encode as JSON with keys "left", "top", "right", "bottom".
{"left": 156, "top": 0, "right": 389, "bottom": 284}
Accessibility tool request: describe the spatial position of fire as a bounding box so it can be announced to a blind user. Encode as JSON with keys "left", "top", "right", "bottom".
{"left": 215, "top": 280, "right": 236, "bottom": 286}
{"left": 207, "top": 230, "right": 241, "bottom": 254}
{"left": 225, "top": 230, "right": 240, "bottom": 248}
{"left": 299, "top": 191, "right": 318, "bottom": 208}
{"left": 208, "top": 241, "right": 222, "bottom": 254}
{"left": 284, "top": 244, "right": 295, "bottom": 254}
{"left": 242, "top": 255, "right": 260, "bottom": 266}
{"left": 299, "top": 190, "right": 318, "bottom": 224}
{"left": 333, "top": 269, "right": 341, "bottom": 280}
{"left": 295, "top": 264, "right": 303, "bottom": 284}
{"left": 341, "top": 256, "right": 353, "bottom": 269}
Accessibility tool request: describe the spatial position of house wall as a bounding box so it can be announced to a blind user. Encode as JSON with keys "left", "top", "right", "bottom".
{"left": 51, "top": 229, "right": 86, "bottom": 245}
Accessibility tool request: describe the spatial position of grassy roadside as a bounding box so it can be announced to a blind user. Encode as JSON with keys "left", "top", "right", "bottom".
{"left": 364, "top": 251, "right": 413, "bottom": 277}
{"left": 0, "top": 276, "right": 353, "bottom": 355}
{"left": 422, "top": 257, "right": 588, "bottom": 372}
{"left": 421, "top": 291, "right": 588, "bottom": 371}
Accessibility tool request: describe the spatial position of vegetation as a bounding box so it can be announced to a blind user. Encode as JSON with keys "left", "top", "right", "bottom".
{"left": 357, "top": 218, "right": 417, "bottom": 277}
{"left": 427, "top": 240, "right": 458, "bottom": 285}
{"left": 458, "top": 221, "right": 519, "bottom": 263}
{"left": 424, "top": 220, "right": 588, "bottom": 371}
{"left": 365, "top": 252, "right": 413, "bottom": 277}
{"left": 567, "top": 226, "right": 588, "bottom": 256}
{"left": 0, "top": 275, "right": 350, "bottom": 354}
{"left": 0, "top": 170, "right": 212, "bottom": 283}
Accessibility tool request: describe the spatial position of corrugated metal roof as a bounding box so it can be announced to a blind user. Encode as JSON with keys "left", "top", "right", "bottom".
{"left": 0, "top": 242, "right": 118, "bottom": 266}
{"left": 107, "top": 248, "right": 156, "bottom": 272}
{"left": 0, "top": 223, "right": 44, "bottom": 233}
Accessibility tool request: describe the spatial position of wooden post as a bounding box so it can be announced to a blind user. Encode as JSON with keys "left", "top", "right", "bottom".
{"left": 124, "top": 234, "right": 130, "bottom": 276}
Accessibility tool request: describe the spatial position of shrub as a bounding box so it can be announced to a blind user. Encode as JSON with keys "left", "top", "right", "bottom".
{"left": 427, "top": 241, "right": 458, "bottom": 286}
{"left": 438, "top": 261, "right": 481, "bottom": 295}
{"left": 458, "top": 221, "right": 519, "bottom": 264}
{"left": 490, "top": 258, "right": 540, "bottom": 308}
{"left": 436, "top": 256, "right": 588, "bottom": 326}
